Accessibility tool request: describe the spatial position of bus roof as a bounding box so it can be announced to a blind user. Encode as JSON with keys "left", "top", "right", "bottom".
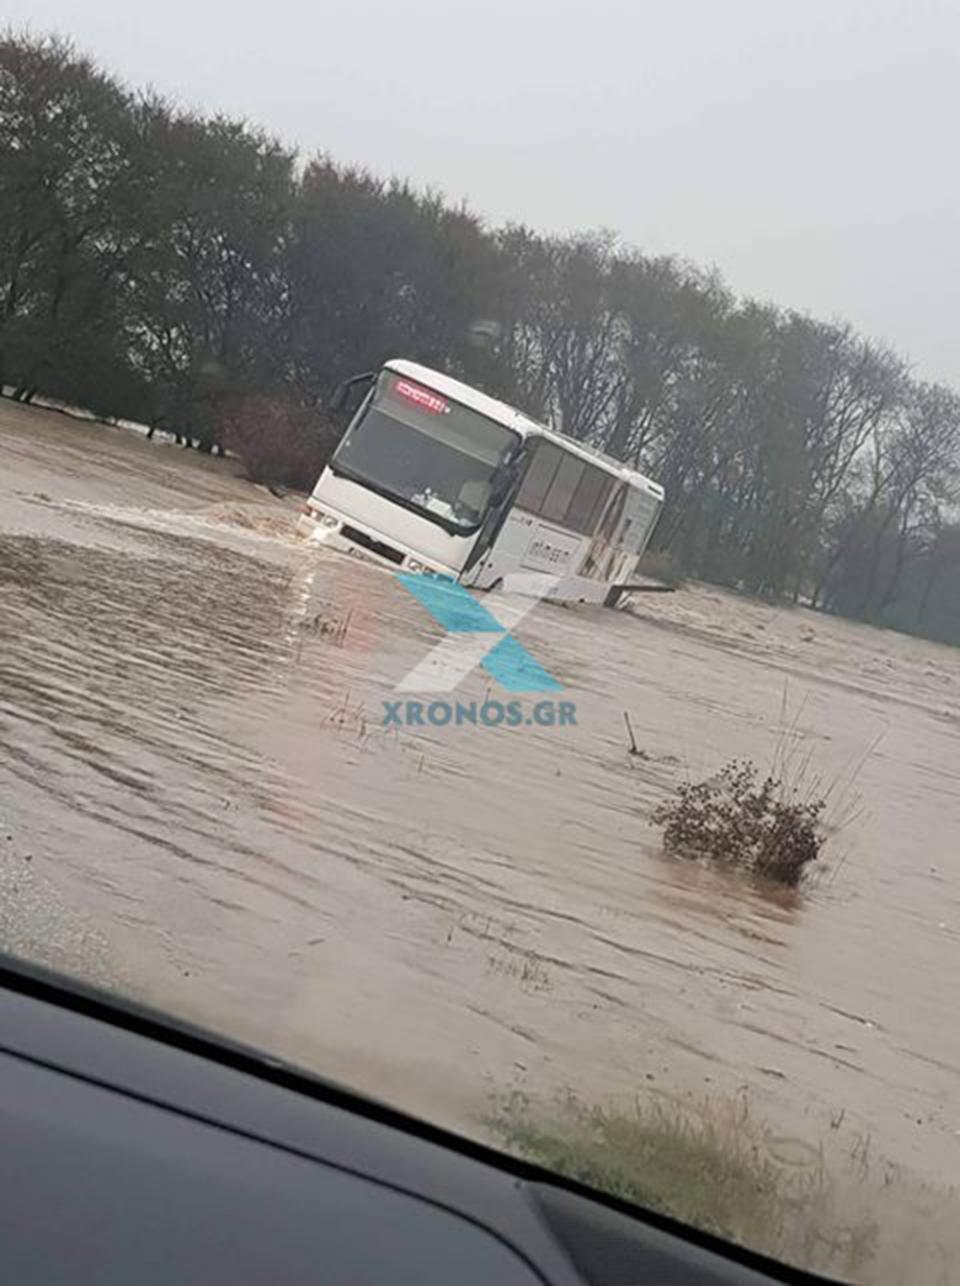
{"left": 384, "top": 359, "right": 665, "bottom": 500}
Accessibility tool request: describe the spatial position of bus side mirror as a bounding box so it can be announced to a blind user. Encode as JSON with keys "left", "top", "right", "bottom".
{"left": 329, "top": 371, "right": 375, "bottom": 415}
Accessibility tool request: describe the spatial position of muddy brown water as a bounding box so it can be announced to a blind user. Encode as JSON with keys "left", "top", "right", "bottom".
{"left": 3, "top": 401, "right": 960, "bottom": 1279}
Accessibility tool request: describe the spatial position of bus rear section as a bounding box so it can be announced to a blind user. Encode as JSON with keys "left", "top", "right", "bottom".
{"left": 460, "top": 434, "right": 664, "bottom": 604}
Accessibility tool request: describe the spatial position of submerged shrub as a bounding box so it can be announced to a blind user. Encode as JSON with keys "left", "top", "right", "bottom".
{"left": 652, "top": 759, "right": 825, "bottom": 886}
{"left": 219, "top": 396, "right": 341, "bottom": 491}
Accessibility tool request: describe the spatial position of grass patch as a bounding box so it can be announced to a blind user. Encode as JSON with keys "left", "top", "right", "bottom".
{"left": 488, "top": 1092, "right": 877, "bottom": 1281}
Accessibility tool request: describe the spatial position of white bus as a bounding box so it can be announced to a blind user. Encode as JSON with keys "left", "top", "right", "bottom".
{"left": 297, "top": 359, "right": 664, "bottom": 604}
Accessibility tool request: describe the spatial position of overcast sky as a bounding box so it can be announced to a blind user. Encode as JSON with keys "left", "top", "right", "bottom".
{"left": 12, "top": 0, "right": 960, "bottom": 384}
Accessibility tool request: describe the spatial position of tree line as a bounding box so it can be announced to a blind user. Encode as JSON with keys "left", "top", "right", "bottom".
{"left": 4, "top": 32, "right": 960, "bottom": 644}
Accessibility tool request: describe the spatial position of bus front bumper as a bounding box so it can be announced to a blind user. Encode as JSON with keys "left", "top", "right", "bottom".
{"left": 296, "top": 504, "right": 451, "bottom": 577}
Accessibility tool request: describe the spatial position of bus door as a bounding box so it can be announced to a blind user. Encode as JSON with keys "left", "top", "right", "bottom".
{"left": 459, "top": 444, "right": 529, "bottom": 579}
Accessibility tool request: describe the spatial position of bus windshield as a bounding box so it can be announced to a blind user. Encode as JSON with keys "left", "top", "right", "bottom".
{"left": 331, "top": 370, "right": 520, "bottom": 533}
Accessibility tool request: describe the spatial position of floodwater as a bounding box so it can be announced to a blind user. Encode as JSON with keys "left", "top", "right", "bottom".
{"left": 3, "top": 401, "right": 960, "bottom": 1279}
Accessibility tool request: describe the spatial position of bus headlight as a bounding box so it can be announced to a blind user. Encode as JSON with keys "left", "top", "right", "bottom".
{"left": 405, "top": 557, "right": 425, "bottom": 573}
{"left": 319, "top": 513, "right": 340, "bottom": 528}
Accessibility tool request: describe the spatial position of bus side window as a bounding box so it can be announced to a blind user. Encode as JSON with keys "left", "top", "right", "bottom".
{"left": 514, "top": 441, "right": 620, "bottom": 537}
{"left": 541, "top": 455, "right": 585, "bottom": 523}
{"left": 566, "top": 466, "right": 613, "bottom": 534}
{"left": 516, "top": 442, "right": 563, "bottom": 513}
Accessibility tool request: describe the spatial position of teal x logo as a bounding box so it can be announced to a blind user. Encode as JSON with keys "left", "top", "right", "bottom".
{"left": 395, "top": 573, "right": 562, "bottom": 694}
